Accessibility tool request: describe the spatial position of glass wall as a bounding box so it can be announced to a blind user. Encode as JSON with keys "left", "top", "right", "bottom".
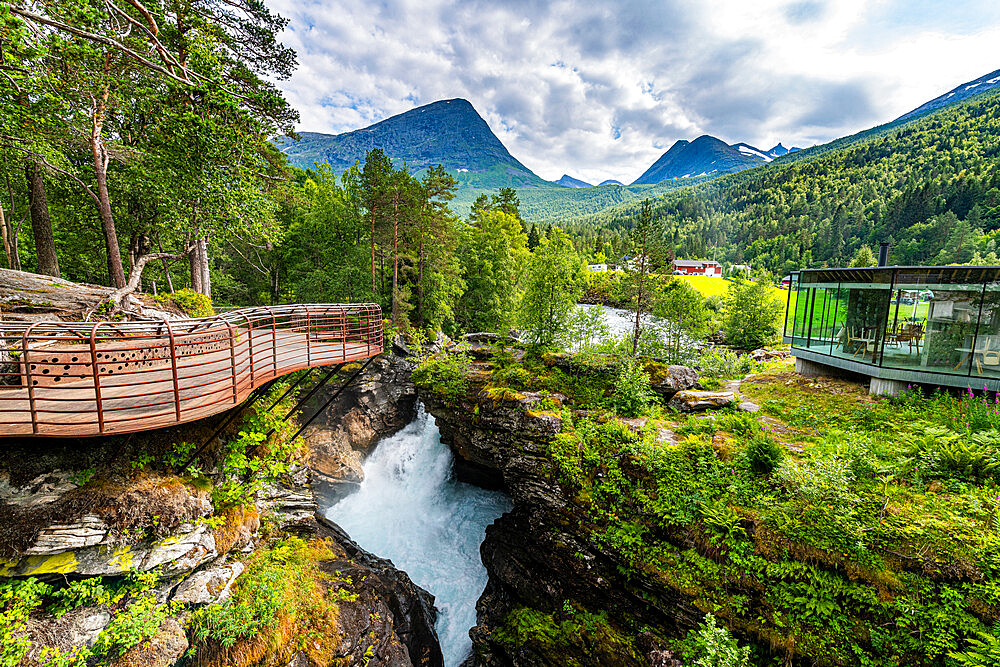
{"left": 789, "top": 266, "right": 1000, "bottom": 382}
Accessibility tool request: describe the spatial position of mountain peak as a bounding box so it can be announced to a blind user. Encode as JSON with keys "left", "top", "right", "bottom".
{"left": 632, "top": 134, "right": 764, "bottom": 185}
{"left": 896, "top": 67, "right": 1000, "bottom": 123}
{"left": 277, "top": 98, "right": 546, "bottom": 190}
{"left": 553, "top": 174, "right": 592, "bottom": 188}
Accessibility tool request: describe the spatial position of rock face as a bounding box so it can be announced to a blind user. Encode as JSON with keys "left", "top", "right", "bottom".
{"left": 667, "top": 390, "right": 737, "bottom": 412}
{"left": 422, "top": 391, "right": 703, "bottom": 666}
{"left": 304, "top": 353, "right": 418, "bottom": 505}
{"left": 318, "top": 514, "right": 444, "bottom": 667}
{"left": 650, "top": 365, "right": 699, "bottom": 399}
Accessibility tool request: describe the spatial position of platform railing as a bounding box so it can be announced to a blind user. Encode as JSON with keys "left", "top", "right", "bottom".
{"left": 0, "top": 303, "right": 383, "bottom": 438}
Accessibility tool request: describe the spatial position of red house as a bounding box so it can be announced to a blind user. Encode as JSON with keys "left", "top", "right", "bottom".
{"left": 672, "top": 259, "right": 721, "bottom": 276}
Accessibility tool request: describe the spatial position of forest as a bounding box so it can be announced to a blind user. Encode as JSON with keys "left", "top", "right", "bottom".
{"left": 559, "top": 89, "right": 1000, "bottom": 276}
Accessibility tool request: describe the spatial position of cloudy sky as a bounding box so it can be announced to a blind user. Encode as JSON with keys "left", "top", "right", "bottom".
{"left": 269, "top": 0, "right": 1000, "bottom": 184}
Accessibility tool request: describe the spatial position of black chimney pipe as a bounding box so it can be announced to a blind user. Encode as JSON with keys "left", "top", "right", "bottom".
{"left": 878, "top": 242, "right": 890, "bottom": 267}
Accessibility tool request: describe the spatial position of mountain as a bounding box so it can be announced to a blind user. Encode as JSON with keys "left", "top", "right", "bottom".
{"left": 895, "top": 67, "right": 1000, "bottom": 122}
{"left": 767, "top": 143, "right": 801, "bottom": 158}
{"left": 631, "top": 135, "right": 764, "bottom": 185}
{"left": 731, "top": 142, "right": 774, "bottom": 162}
{"left": 599, "top": 179, "right": 624, "bottom": 186}
{"left": 553, "top": 174, "right": 592, "bottom": 188}
{"left": 276, "top": 98, "right": 547, "bottom": 191}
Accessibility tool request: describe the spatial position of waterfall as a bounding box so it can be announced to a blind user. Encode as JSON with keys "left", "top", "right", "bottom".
{"left": 325, "top": 403, "right": 512, "bottom": 666}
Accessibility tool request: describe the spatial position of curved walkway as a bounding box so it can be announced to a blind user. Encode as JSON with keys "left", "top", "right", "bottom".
{"left": 0, "top": 304, "right": 383, "bottom": 438}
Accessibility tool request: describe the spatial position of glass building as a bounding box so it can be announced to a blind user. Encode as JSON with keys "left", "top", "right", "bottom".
{"left": 784, "top": 266, "right": 1000, "bottom": 392}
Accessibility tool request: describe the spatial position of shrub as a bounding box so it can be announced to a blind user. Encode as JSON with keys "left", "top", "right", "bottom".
{"left": 721, "top": 278, "right": 783, "bottom": 350}
{"left": 743, "top": 433, "right": 784, "bottom": 475}
{"left": 154, "top": 288, "right": 213, "bottom": 318}
{"left": 611, "top": 357, "right": 656, "bottom": 417}
{"left": 688, "top": 614, "right": 750, "bottom": 667}
{"left": 697, "top": 348, "right": 761, "bottom": 379}
{"left": 412, "top": 352, "right": 473, "bottom": 403}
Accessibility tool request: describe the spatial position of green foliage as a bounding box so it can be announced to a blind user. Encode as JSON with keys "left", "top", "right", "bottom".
{"left": 697, "top": 348, "right": 762, "bottom": 379}
{"left": 687, "top": 614, "right": 750, "bottom": 667}
{"left": 0, "top": 569, "right": 167, "bottom": 667}
{"left": 721, "top": 278, "right": 784, "bottom": 350}
{"left": 412, "top": 353, "right": 473, "bottom": 403}
{"left": 850, "top": 244, "right": 878, "bottom": 267}
{"left": 611, "top": 357, "right": 656, "bottom": 418}
{"left": 742, "top": 433, "right": 784, "bottom": 475}
{"left": 190, "top": 537, "right": 339, "bottom": 661}
{"left": 518, "top": 228, "right": 585, "bottom": 348}
{"left": 553, "top": 89, "right": 1000, "bottom": 277}
{"left": 456, "top": 208, "right": 529, "bottom": 333}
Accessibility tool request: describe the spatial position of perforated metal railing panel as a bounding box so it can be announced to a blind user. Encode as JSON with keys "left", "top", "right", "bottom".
{"left": 0, "top": 303, "right": 383, "bottom": 437}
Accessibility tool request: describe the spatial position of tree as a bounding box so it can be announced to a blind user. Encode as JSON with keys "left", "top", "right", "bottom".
{"left": 8, "top": 0, "right": 298, "bottom": 294}
{"left": 654, "top": 279, "right": 710, "bottom": 362}
{"left": 518, "top": 228, "right": 584, "bottom": 348}
{"left": 850, "top": 245, "right": 878, "bottom": 267}
{"left": 415, "top": 165, "right": 462, "bottom": 329}
{"left": 456, "top": 209, "right": 528, "bottom": 333}
{"left": 24, "top": 162, "right": 59, "bottom": 277}
{"left": 361, "top": 149, "right": 394, "bottom": 298}
{"left": 624, "top": 200, "right": 664, "bottom": 356}
{"left": 527, "top": 224, "right": 540, "bottom": 250}
{"left": 721, "top": 278, "right": 783, "bottom": 350}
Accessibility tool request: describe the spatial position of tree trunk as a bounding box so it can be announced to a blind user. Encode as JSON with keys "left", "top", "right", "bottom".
{"left": 370, "top": 209, "right": 377, "bottom": 295}
{"left": 0, "top": 203, "right": 11, "bottom": 269}
{"left": 199, "top": 237, "right": 211, "bottom": 298}
{"left": 189, "top": 236, "right": 202, "bottom": 293}
{"left": 418, "top": 237, "right": 424, "bottom": 328}
{"left": 632, "top": 257, "right": 645, "bottom": 357}
{"left": 24, "top": 161, "right": 60, "bottom": 277}
{"left": 4, "top": 172, "right": 20, "bottom": 270}
{"left": 391, "top": 187, "right": 399, "bottom": 323}
{"left": 156, "top": 236, "right": 174, "bottom": 292}
{"left": 90, "top": 80, "right": 125, "bottom": 288}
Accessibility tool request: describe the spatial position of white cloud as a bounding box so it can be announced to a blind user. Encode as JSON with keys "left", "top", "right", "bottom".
{"left": 269, "top": 0, "right": 1000, "bottom": 184}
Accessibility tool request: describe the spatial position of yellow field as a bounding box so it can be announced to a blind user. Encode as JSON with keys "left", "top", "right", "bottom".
{"left": 674, "top": 275, "right": 791, "bottom": 319}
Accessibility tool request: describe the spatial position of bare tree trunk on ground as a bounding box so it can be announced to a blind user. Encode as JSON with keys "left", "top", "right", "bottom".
{"left": 24, "top": 161, "right": 60, "bottom": 277}
{"left": 89, "top": 246, "right": 193, "bottom": 318}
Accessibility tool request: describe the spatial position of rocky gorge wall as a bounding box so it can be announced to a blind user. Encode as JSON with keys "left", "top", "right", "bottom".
{"left": 0, "top": 349, "right": 442, "bottom": 667}
{"left": 421, "top": 384, "right": 705, "bottom": 667}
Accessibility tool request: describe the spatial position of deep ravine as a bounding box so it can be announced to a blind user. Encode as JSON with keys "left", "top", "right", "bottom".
{"left": 325, "top": 403, "right": 512, "bottom": 666}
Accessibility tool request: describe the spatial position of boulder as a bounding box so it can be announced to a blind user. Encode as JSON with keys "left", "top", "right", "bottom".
{"left": 651, "top": 365, "right": 699, "bottom": 399}
{"left": 738, "top": 401, "right": 761, "bottom": 413}
{"left": 303, "top": 354, "right": 418, "bottom": 506}
{"left": 172, "top": 562, "right": 245, "bottom": 605}
{"left": 392, "top": 336, "right": 412, "bottom": 356}
{"left": 668, "top": 390, "right": 737, "bottom": 413}
{"left": 317, "top": 515, "right": 443, "bottom": 667}
{"left": 26, "top": 607, "right": 111, "bottom": 656}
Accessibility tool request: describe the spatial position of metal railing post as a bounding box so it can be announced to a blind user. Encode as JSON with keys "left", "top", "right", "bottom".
{"left": 22, "top": 322, "right": 42, "bottom": 435}
{"left": 164, "top": 320, "right": 182, "bottom": 422}
{"left": 239, "top": 312, "right": 255, "bottom": 387}
{"left": 224, "top": 320, "right": 238, "bottom": 404}
{"left": 89, "top": 322, "right": 105, "bottom": 434}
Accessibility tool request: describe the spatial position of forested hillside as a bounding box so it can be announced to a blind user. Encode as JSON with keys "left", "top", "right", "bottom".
{"left": 560, "top": 87, "right": 1000, "bottom": 275}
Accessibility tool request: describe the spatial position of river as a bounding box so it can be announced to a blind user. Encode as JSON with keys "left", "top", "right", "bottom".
{"left": 325, "top": 404, "right": 512, "bottom": 666}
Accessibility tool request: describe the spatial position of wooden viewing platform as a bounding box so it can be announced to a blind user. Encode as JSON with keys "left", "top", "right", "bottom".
{"left": 0, "top": 304, "right": 383, "bottom": 438}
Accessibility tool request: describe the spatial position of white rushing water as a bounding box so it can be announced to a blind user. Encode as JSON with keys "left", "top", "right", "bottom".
{"left": 325, "top": 404, "right": 512, "bottom": 666}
